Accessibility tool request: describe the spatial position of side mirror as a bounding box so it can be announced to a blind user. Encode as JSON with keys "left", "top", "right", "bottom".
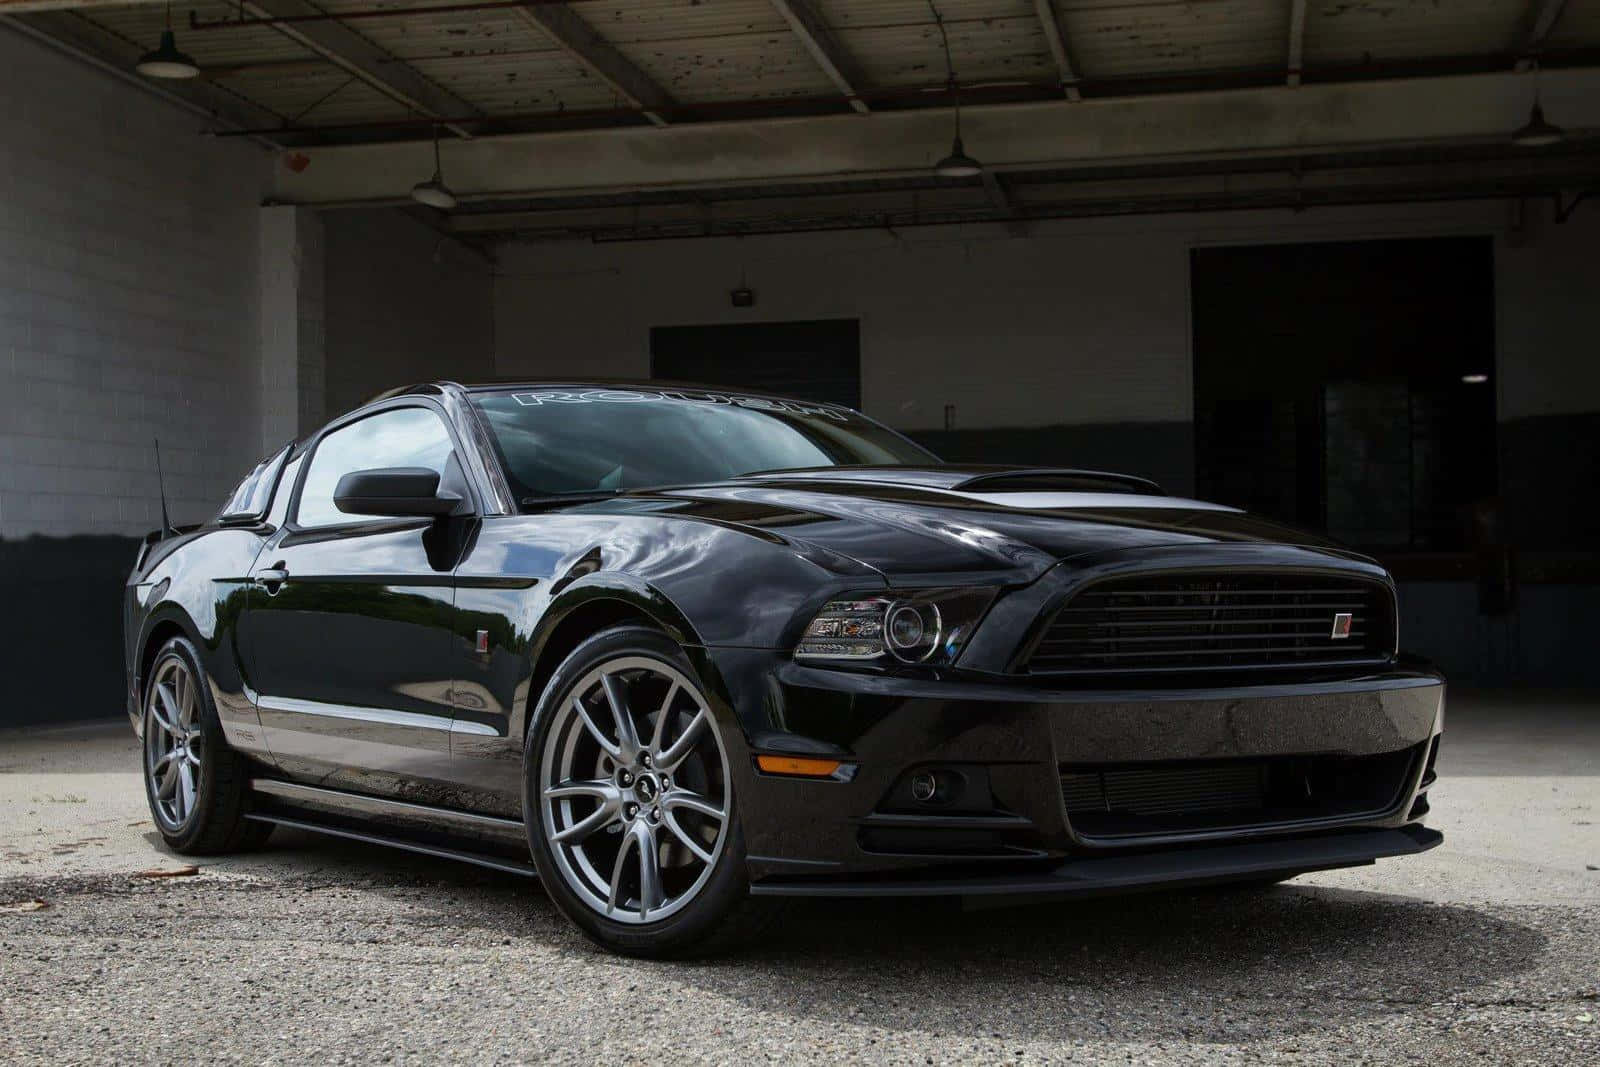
{"left": 334, "top": 467, "right": 461, "bottom": 517}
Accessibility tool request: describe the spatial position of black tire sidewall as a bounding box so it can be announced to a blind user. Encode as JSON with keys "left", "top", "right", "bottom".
{"left": 522, "top": 625, "right": 750, "bottom": 957}
{"left": 142, "top": 636, "right": 229, "bottom": 852}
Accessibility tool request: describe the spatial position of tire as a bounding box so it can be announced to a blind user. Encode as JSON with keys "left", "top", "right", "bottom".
{"left": 141, "top": 636, "right": 272, "bottom": 855}
{"left": 523, "top": 625, "right": 777, "bottom": 958}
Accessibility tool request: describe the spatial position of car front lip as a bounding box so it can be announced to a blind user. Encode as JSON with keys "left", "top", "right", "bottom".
{"left": 699, "top": 649, "right": 1445, "bottom": 888}
{"left": 748, "top": 824, "right": 1444, "bottom": 898}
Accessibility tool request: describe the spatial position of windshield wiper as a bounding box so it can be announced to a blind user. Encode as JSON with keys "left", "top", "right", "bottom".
{"left": 519, "top": 490, "right": 629, "bottom": 511}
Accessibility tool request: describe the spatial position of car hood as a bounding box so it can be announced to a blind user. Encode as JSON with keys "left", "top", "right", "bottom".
{"left": 573, "top": 466, "right": 1365, "bottom": 584}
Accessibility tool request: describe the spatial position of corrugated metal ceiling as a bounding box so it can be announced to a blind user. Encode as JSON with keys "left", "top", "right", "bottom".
{"left": 62, "top": 0, "right": 1600, "bottom": 137}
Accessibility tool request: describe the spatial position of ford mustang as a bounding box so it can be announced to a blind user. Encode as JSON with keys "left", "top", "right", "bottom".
{"left": 125, "top": 381, "right": 1443, "bottom": 956}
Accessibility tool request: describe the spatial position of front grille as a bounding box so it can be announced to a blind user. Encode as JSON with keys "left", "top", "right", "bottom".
{"left": 1060, "top": 746, "right": 1420, "bottom": 839}
{"left": 1024, "top": 571, "right": 1394, "bottom": 674}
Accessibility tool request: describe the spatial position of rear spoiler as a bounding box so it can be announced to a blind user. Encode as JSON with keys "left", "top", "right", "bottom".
{"left": 951, "top": 468, "right": 1165, "bottom": 496}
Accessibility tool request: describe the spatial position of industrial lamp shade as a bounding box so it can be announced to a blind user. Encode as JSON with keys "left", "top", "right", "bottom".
{"left": 1511, "top": 100, "right": 1564, "bottom": 147}
{"left": 935, "top": 136, "right": 983, "bottom": 178}
{"left": 410, "top": 178, "right": 458, "bottom": 210}
{"left": 136, "top": 30, "right": 199, "bottom": 80}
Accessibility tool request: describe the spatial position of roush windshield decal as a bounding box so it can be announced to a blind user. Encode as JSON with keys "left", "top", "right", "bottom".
{"left": 509, "top": 389, "right": 850, "bottom": 422}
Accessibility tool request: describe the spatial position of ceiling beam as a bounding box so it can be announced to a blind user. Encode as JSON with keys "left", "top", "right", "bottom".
{"left": 446, "top": 151, "right": 1600, "bottom": 241}
{"left": 4, "top": 10, "right": 288, "bottom": 139}
{"left": 1515, "top": 0, "right": 1571, "bottom": 70}
{"left": 1033, "top": 1, "right": 1082, "bottom": 100}
{"left": 767, "top": 0, "right": 871, "bottom": 114}
{"left": 1287, "top": 0, "right": 1308, "bottom": 86}
{"left": 0, "top": 0, "right": 167, "bottom": 10}
{"left": 242, "top": 0, "right": 482, "bottom": 138}
{"left": 512, "top": 4, "right": 673, "bottom": 126}
{"left": 266, "top": 67, "right": 1600, "bottom": 207}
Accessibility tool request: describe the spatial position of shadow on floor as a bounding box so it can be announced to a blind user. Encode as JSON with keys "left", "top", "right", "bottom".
{"left": 131, "top": 826, "right": 1551, "bottom": 1046}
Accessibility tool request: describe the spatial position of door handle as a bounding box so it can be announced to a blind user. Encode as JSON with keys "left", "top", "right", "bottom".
{"left": 253, "top": 563, "right": 290, "bottom": 593}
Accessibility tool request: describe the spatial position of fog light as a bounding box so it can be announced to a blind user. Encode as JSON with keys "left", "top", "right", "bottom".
{"left": 910, "top": 772, "right": 938, "bottom": 803}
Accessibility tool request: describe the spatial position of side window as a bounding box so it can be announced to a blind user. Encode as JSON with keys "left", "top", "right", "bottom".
{"left": 296, "top": 407, "right": 455, "bottom": 528}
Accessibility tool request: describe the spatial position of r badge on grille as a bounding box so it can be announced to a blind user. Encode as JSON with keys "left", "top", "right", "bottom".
{"left": 1330, "top": 612, "right": 1354, "bottom": 639}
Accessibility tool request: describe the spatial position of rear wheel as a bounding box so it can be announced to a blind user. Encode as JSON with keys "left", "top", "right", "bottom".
{"left": 524, "top": 626, "right": 773, "bottom": 957}
{"left": 142, "top": 636, "right": 271, "bottom": 855}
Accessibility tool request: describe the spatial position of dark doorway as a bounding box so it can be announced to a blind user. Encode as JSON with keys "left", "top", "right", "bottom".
{"left": 1192, "top": 238, "right": 1497, "bottom": 553}
{"left": 650, "top": 319, "right": 861, "bottom": 408}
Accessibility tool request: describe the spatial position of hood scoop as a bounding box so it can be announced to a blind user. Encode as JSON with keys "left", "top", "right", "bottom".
{"left": 733, "top": 464, "right": 1163, "bottom": 496}
{"left": 949, "top": 468, "right": 1164, "bottom": 496}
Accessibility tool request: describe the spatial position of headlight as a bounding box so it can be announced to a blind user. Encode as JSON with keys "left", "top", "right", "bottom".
{"left": 795, "top": 588, "right": 996, "bottom": 667}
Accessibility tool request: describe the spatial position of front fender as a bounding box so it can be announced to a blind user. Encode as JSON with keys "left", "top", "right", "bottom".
{"left": 125, "top": 528, "right": 272, "bottom": 756}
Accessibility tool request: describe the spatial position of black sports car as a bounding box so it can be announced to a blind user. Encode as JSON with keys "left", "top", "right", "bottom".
{"left": 126, "top": 381, "right": 1443, "bottom": 956}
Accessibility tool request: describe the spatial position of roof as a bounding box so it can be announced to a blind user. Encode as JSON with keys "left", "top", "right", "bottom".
{"left": 446, "top": 379, "right": 860, "bottom": 409}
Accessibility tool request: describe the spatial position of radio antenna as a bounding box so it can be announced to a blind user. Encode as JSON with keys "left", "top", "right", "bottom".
{"left": 154, "top": 438, "right": 174, "bottom": 538}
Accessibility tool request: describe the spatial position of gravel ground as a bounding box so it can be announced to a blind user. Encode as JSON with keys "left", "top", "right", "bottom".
{"left": 2, "top": 692, "right": 1596, "bottom": 1064}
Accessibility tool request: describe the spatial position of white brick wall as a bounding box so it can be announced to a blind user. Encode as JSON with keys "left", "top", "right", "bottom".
{"left": 0, "top": 26, "right": 270, "bottom": 537}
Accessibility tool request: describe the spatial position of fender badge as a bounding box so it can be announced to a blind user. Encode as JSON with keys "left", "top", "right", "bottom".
{"left": 475, "top": 629, "right": 490, "bottom": 654}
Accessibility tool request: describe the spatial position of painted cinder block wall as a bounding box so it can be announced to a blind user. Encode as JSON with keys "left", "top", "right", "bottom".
{"left": 0, "top": 28, "right": 496, "bottom": 725}
{"left": 0, "top": 27, "right": 272, "bottom": 725}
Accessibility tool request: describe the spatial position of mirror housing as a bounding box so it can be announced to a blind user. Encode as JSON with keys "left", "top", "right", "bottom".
{"left": 333, "top": 467, "right": 461, "bottom": 517}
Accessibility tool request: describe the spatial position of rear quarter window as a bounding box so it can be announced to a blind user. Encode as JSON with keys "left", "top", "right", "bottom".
{"left": 219, "top": 446, "right": 291, "bottom": 523}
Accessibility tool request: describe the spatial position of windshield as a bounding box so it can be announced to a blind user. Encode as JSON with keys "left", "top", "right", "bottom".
{"left": 471, "top": 387, "right": 937, "bottom": 501}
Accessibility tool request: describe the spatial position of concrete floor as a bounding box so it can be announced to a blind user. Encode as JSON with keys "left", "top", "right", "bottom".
{"left": 0, "top": 692, "right": 1595, "bottom": 1064}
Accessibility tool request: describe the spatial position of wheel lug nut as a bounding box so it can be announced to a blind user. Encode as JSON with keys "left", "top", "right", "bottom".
{"left": 641, "top": 754, "right": 652, "bottom": 767}
{"left": 649, "top": 808, "right": 661, "bottom": 823}
{"left": 626, "top": 804, "right": 638, "bottom": 818}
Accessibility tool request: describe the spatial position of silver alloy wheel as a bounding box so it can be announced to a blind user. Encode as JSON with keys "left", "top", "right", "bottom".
{"left": 145, "top": 656, "right": 203, "bottom": 832}
{"left": 539, "top": 656, "right": 730, "bottom": 925}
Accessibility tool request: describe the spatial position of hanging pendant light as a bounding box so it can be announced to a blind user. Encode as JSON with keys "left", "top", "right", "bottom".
{"left": 1512, "top": 99, "right": 1565, "bottom": 147}
{"left": 1511, "top": 63, "right": 1564, "bottom": 147}
{"left": 936, "top": 136, "right": 983, "bottom": 178}
{"left": 410, "top": 125, "right": 458, "bottom": 210}
{"left": 928, "top": 2, "right": 982, "bottom": 178}
{"left": 137, "top": 6, "right": 199, "bottom": 80}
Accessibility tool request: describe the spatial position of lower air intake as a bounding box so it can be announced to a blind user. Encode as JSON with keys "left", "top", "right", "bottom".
{"left": 1061, "top": 746, "right": 1421, "bottom": 839}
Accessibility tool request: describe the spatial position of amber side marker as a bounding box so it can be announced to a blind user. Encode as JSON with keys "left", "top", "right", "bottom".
{"left": 755, "top": 755, "right": 842, "bottom": 778}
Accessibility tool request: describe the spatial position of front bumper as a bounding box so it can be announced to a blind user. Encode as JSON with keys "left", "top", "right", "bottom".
{"left": 701, "top": 649, "right": 1445, "bottom": 892}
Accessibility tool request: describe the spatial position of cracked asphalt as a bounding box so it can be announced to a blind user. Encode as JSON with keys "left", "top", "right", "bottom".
{"left": 2, "top": 691, "right": 1596, "bottom": 1064}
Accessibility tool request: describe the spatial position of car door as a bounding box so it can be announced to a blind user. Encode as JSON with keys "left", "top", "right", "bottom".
{"left": 247, "top": 402, "right": 474, "bottom": 799}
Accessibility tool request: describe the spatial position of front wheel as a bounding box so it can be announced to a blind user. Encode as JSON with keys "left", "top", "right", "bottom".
{"left": 523, "top": 626, "right": 773, "bottom": 957}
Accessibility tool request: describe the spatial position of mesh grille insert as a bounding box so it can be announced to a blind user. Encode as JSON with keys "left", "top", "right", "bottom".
{"left": 1025, "top": 572, "right": 1394, "bottom": 674}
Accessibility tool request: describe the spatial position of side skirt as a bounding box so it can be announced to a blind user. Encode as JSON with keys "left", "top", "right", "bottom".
{"left": 246, "top": 778, "right": 536, "bottom": 879}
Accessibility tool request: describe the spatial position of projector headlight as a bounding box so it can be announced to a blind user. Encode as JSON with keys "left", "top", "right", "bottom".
{"left": 795, "top": 588, "right": 996, "bottom": 667}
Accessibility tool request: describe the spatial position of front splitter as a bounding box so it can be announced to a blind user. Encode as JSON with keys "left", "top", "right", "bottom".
{"left": 749, "top": 824, "right": 1442, "bottom": 898}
